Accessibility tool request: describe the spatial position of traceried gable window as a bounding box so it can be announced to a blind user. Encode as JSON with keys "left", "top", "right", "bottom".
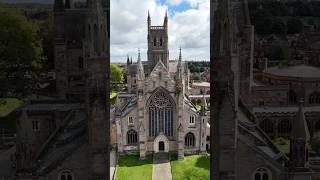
{"left": 128, "top": 116, "right": 134, "bottom": 126}
{"left": 148, "top": 89, "right": 174, "bottom": 137}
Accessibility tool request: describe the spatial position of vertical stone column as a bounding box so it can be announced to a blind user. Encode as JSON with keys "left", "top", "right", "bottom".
{"left": 138, "top": 92, "right": 146, "bottom": 159}
{"left": 116, "top": 116, "right": 123, "bottom": 153}
{"left": 200, "top": 116, "right": 207, "bottom": 153}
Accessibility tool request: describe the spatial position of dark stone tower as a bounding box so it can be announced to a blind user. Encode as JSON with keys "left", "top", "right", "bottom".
{"left": 212, "top": 0, "right": 239, "bottom": 179}
{"left": 85, "top": 0, "right": 109, "bottom": 179}
{"left": 147, "top": 11, "right": 169, "bottom": 73}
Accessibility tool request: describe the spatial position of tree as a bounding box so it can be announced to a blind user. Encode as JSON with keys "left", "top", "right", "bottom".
{"left": 272, "top": 18, "right": 287, "bottom": 35}
{"left": 39, "top": 12, "right": 54, "bottom": 70}
{"left": 252, "top": 9, "right": 273, "bottom": 34}
{"left": 110, "top": 64, "right": 124, "bottom": 91}
{"left": 268, "top": 40, "right": 291, "bottom": 63}
{"left": 0, "top": 4, "right": 43, "bottom": 98}
{"left": 287, "top": 17, "right": 303, "bottom": 34}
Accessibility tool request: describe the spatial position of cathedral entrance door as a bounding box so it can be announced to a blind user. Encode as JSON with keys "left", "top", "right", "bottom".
{"left": 159, "top": 141, "right": 165, "bottom": 151}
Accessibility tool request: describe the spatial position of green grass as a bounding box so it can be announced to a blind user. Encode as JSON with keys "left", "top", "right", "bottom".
{"left": 273, "top": 137, "right": 290, "bottom": 154}
{"left": 116, "top": 155, "right": 153, "bottom": 180}
{"left": 0, "top": 98, "right": 22, "bottom": 117}
{"left": 110, "top": 91, "right": 117, "bottom": 99}
{"left": 171, "top": 154, "right": 210, "bottom": 180}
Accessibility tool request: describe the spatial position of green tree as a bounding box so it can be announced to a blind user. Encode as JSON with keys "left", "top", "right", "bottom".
{"left": 287, "top": 17, "right": 303, "bottom": 34}
{"left": 0, "top": 4, "right": 43, "bottom": 98}
{"left": 252, "top": 9, "right": 273, "bottom": 34}
{"left": 110, "top": 64, "right": 124, "bottom": 91}
{"left": 39, "top": 12, "right": 54, "bottom": 70}
{"left": 268, "top": 40, "right": 291, "bottom": 63}
{"left": 272, "top": 18, "right": 287, "bottom": 35}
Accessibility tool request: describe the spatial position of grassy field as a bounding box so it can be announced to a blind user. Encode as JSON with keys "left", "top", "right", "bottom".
{"left": 273, "top": 137, "right": 290, "bottom": 155}
{"left": 116, "top": 155, "right": 153, "bottom": 180}
{"left": 0, "top": 98, "right": 22, "bottom": 117}
{"left": 0, "top": 98, "right": 22, "bottom": 135}
{"left": 171, "top": 154, "right": 210, "bottom": 180}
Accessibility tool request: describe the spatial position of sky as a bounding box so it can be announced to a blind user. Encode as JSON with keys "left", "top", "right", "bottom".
{"left": 110, "top": 0, "right": 210, "bottom": 63}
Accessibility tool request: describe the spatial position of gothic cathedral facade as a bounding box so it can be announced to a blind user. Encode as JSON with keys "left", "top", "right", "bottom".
{"left": 115, "top": 12, "right": 210, "bottom": 159}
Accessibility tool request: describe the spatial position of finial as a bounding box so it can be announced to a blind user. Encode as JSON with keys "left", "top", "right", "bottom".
{"left": 179, "top": 47, "right": 182, "bottom": 61}
{"left": 138, "top": 48, "right": 141, "bottom": 62}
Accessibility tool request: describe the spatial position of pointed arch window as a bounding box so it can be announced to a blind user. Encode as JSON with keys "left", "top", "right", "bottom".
{"left": 93, "top": 24, "right": 98, "bottom": 53}
{"left": 253, "top": 167, "right": 271, "bottom": 180}
{"left": 148, "top": 89, "right": 174, "bottom": 137}
{"left": 185, "top": 132, "right": 195, "bottom": 148}
{"left": 59, "top": 170, "right": 73, "bottom": 180}
{"left": 309, "top": 91, "right": 320, "bottom": 104}
{"left": 160, "top": 38, "right": 163, "bottom": 46}
{"left": 153, "top": 37, "right": 157, "bottom": 46}
{"left": 127, "top": 129, "right": 138, "bottom": 144}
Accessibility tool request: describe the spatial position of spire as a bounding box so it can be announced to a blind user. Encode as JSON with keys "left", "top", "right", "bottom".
{"left": 127, "top": 55, "right": 130, "bottom": 66}
{"left": 148, "top": 10, "right": 151, "bottom": 30}
{"left": 137, "top": 48, "right": 145, "bottom": 80}
{"left": 164, "top": 10, "right": 168, "bottom": 28}
{"left": 201, "top": 94, "right": 207, "bottom": 115}
{"left": 176, "top": 47, "right": 183, "bottom": 80}
{"left": 292, "top": 99, "right": 310, "bottom": 141}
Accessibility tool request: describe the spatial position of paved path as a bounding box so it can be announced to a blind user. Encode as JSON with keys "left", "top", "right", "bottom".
{"left": 110, "top": 150, "right": 116, "bottom": 180}
{"left": 152, "top": 153, "right": 172, "bottom": 180}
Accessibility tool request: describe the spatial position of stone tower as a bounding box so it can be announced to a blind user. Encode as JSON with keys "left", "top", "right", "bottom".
{"left": 136, "top": 49, "right": 147, "bottom": 160}
{"left": 176, "top": 48, "right": 185, "bottom": 159}
{"left": 147, "top": 11, "right": 169, "bottom": 73}
{"left": 85, "top": 0, "right": 109, "bottom": 179}
{"left": 212, "top": 0, "right": 239, "bottom": 179}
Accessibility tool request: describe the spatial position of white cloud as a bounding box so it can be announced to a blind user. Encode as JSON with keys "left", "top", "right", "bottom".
{"left": 110, "top": 0, "right": 209, "bottom": 62}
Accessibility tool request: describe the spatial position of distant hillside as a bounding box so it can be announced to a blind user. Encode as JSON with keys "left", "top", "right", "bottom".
{"left": 0, "top": 0, "right": 53, "bottom": 4}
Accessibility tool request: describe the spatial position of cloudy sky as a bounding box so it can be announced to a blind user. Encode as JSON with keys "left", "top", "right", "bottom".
{"left": 110, "top": 0, "right": 210, "bottom": 63}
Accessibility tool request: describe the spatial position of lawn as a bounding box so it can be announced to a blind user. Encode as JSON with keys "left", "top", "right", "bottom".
{"left": 273, "top": 137, "right": 290, "bottom": 155}
{"left": 116, "top": 155, "right": 153, "bottom": 180}
{"left": 0, "top": 98, "right": 22, "bottom": 135}
{"left": 0, "top": 98, "right": 22, "bottom": 117}
{"left": 171, "top": 154, "right": 210, "bottom": 180}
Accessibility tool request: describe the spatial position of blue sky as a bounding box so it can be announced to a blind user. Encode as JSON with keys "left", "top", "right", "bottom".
{"left": 110, "top": 0, "right": 209, "bottom": 63}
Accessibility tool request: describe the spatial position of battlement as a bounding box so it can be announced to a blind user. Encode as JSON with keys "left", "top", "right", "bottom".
{"left": 150, "top": 26, "right": 165, "bottom": 30}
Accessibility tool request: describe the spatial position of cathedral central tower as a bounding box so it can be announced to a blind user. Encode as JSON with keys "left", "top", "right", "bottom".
{"left": 147, "top": 11, "right": 169, "bottom": 73}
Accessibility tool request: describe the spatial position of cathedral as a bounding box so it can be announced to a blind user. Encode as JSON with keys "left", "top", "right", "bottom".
{"left": 114, "top": 12, "right": 210, "bottom": 159}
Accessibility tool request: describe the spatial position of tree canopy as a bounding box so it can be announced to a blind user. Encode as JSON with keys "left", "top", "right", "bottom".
{"left": 0, "top": 4, "right": 43, "bottom": 98}
{"left": 110, "top": 64, "right": 124, "bottom": 84}
{"left": 267, "top": 40, "right": 291, "bottom": 63}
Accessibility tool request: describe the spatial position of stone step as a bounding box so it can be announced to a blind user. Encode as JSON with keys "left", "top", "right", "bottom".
{"left": 153, "top": 152, "right": 169, "bottom": 163}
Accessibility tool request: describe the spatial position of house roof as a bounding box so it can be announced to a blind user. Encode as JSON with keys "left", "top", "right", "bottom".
{"left": 266, "top": 65, "right": 320, "bottom": 79}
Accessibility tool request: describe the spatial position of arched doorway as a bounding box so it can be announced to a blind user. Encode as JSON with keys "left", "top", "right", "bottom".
{"left": 153, "top": 134, "right": 169, "bottom": 153}
{"left": 159, "top": 141, "right": 165, "bottom": 151}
